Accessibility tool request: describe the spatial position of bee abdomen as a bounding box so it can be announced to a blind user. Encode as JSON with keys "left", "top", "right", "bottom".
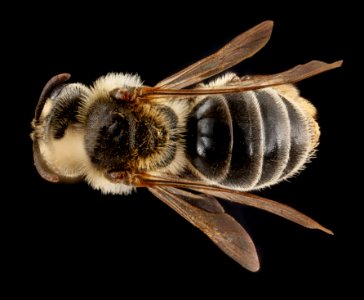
{"left": 186, "top": 88, "right": 316, "bottom": 191}
{"left": 278, "top": 96, "right": 313, "bottom": 181}
{"left": 223, "top": 88, "right": 313, "bottom": 190}
{"left": 253, "top": 90, "right": 291, "bottom": 188}
{"left": 222, "top": 90, "right": 292, "bottom": 189}
{"left": 221, "top": 92, "right": 264, "bottom": 188}
{"left": 186, "top": 96, "right": 233, "bottom": 180}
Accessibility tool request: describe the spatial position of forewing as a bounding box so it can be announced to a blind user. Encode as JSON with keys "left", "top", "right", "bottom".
{"left": 141, "top": 60, "right": 343, "bottom": 99}
{"left": 155, "top": 20, "right": 273, "bottom": 90}
{"left": 191, "top": 188, "right": 333, "bottom": 235}
{"left": 148, "top": 186, "right": 260, "bottom": 272}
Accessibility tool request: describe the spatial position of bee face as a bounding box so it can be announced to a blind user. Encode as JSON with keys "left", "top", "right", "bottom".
{"left": 31, "top": 74, "right": 91, "bottom": 183}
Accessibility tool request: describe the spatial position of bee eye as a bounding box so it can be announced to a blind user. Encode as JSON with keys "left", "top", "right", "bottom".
{"left": 48, "top": 83, "right": 90, "bottom": 139}
{"left": 50, "top": 83, "right": 68, "bottom": 100}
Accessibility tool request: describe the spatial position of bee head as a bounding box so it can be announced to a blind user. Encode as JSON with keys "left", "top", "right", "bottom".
{"left": 31, "top": 73, "right": 90, "bottom": 183}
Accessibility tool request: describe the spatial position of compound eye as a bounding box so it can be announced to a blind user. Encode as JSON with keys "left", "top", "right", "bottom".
{"left": 48, "top": 83, "right": 90, "bottom": 139}
{"left": 50, "top": 83, "right": 68, "bottom": 100}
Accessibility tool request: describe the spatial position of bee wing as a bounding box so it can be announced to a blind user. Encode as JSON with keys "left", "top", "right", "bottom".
{"left": 140, "top": 60, "right": 343, "bottom": 99}
{"left": 149, "top": 186, "right": 260, "bottom": 272}
{"left": 191, "top": 188, "right": 333, "bottom": 235}
{"left": 154, "top": 20, "right": 274, "bottom": 90}
{"left": 137, "top": 174, "right": 333, "bottom": 235}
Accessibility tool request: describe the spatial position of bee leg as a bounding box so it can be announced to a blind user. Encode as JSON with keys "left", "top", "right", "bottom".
{"left": 106, "top": 171, "right": 141, "bottom": 186}
{"left": 110, "top": 87, "right": 138, "bottom": 101}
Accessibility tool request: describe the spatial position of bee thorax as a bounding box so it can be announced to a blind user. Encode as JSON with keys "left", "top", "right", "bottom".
{"left": 84, "top": 100, "right": 179, "bottom": 175}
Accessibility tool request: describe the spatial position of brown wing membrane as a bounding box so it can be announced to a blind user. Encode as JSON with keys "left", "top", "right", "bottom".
{"left": 149, "top": 186, "right": 260, "bottom": 272}
{"left": 155, "top": 20, "right": 273, "bottom": 90}
{"left": 191, "top": 189, "right": 333, "bottom": 235}
{"left": 141, "top": 60, "right": 343, "bottom": 99}
{"left": 136, "top": 174, "right": 333, "bottom": 235}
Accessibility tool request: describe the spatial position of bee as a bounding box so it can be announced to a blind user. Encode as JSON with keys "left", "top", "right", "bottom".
{"left": 31, "top": 21, "right": 342, "bottom": 271}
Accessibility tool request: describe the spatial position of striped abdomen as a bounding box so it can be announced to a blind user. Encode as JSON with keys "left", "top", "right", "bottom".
{"left": 186, "top": 86, "right": 320, "bottom": 190}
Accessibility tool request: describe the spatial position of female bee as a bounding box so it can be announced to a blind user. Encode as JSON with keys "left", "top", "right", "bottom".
{"left": 31, "top": 21, "right": 342, "bottom": 271}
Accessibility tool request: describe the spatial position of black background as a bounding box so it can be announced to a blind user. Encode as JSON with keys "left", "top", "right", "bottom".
{"left": 4, "top": 3, "right": 359, "bottom": 298}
